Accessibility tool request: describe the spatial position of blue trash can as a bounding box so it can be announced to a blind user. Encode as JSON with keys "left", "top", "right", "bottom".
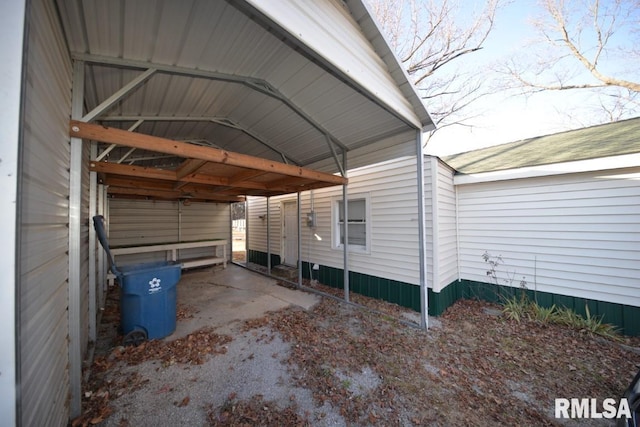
{"left": 93, "top": 215, "right": 181, "bottom": 344}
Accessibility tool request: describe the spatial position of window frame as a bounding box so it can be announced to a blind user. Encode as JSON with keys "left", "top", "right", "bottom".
{"left": 331, "top": 193, "right": 371, "bottom": 254}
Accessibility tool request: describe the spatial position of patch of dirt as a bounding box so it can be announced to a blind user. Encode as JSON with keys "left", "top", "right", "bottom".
{"left": 78, "top": 279, "right": 640, "bottom": 426}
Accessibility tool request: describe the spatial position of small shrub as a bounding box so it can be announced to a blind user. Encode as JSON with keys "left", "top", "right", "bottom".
{"left": 501, "top": 295, "right": 528, "bottom": 322}
{"left": 482, "top": 252, "right": 620, "bottom": 340}
{"left": 530, "top": 303, "right": 556, "bottom": 323}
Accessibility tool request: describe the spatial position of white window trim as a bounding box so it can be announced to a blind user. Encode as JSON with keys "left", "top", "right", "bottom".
{"left": 331, "top": 193, "right": 371, "bottom": 254}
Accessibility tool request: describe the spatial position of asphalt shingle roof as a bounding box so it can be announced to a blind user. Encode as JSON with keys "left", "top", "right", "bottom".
{"left": 441, "top": 117, "right": 640, "bottom": 174}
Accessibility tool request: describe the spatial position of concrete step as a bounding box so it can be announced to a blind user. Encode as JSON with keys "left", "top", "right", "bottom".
{"left": 271, "top": 264, "right": 298, "bottom": 280}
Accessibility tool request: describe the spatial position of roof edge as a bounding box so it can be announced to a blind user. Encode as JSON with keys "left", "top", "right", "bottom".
{"left": 453, "top": 153, "right": 640, "bottom": 185}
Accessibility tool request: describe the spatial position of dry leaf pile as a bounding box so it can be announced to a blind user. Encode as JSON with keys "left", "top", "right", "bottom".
{"left": 78, "top": 278, "right": 639, "bottom": 426}
{"left": 235, "top": 287, "right": 639, "bottom": 426}
{"left": 73, "top": 282, "right": 232, "bottom": 427}
{"left": 208, "top": 393, "right": 311, "bottom": 426}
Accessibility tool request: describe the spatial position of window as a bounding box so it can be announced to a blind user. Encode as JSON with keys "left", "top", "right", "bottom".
{"left": 333, "top": 195, "right": 370, "bottom": 253}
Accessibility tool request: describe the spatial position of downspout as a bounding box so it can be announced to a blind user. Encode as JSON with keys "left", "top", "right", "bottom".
{"left": 342, "top": 149, "right": 349, "bottom": 302}
{"left": 455, "top": 183, "right": 461, "bottom": 282}
{"left": 430, "top": 156, "right": 439, "bottom": 293}
{"left": 416, "top": 130, "right": 429, "bottom": 329}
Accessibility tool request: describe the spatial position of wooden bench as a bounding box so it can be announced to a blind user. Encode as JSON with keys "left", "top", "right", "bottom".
{"left": 106, "top": 239, "right": 227, "bottom": 286}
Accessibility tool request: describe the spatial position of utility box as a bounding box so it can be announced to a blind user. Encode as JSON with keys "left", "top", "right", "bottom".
{"left": 93, "top": 215, "right": 181, "bottom": 345}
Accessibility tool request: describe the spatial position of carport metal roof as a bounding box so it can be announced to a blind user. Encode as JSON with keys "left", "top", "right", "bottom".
{"left": 58, "top": 0, "right": 433, "bottom": 200}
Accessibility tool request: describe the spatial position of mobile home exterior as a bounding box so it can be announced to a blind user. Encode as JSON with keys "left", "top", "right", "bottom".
{"left": 247, "top": 118, "right": 640, "bottom": 335}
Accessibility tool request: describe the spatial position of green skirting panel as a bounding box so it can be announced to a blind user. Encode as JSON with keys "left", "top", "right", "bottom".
{"left": 247, "top": 249, "right": 280, "bottom": 268}
{"left": 253, "top": 252, "right": 639, "bottom": 336}
{"left": 301, "top": 261, "right": 421, "bottom": 312}
{"left": 431, "top": 279, "right": 640, "bottom": 337}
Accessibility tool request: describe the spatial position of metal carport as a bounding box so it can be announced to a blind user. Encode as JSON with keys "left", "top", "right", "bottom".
{"left": 5, "top": 0, "right": 434, "bottom": 424}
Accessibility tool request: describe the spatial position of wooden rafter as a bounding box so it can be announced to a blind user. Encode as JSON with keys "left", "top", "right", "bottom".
{"left": 72, "top": 121, "right": 346, "bottom": 184}
{"left": 78, "top": 121, "right": 348, "bottom": 201}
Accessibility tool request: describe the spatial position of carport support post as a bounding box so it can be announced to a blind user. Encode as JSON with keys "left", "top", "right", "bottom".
{"left": 68, "top": 59, "right": 84, "bottom": 418}
{"left": 416, "top": 130, "right": 429, "bottom": 329}
{"left": 0, "top": 2, "right": 24, "bottom": 423}
{"left": 342, "top": 150, "right": 349, "bottom": 302}
{"left": 297, "top": 192, "right": 302, "bottom": 288}
{"left": 89, "top": 143, "right": 97, "bottom": 343}
{"left": 266, "top": 197, "right": 271, "bottom": 275}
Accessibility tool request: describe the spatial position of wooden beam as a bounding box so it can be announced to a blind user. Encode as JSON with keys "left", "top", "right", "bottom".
{"left": 107, "top": 186, "right": 243, "bottom": 202}
{"left": 228, "top": 169, "right": 269, "bottom": 184}
{"left": 91, "top": 161, "right": 279, "bottom": 191}
{"left": 72, "top": 121, "right": 347, "bottom": 185}
{"left": 90, "top": 161, "right": 180, "bottom": 181}
{"left": 176, "top": 158, "right": 207, "bottom": 179}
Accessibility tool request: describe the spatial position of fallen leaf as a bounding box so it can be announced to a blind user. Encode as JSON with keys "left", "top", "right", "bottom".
{"left": 176, "top": 396, "right": 190, "bottom": 407}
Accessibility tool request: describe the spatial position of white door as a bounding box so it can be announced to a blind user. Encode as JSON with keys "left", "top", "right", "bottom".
{"left": 282, "top": 201, "right": 298, "bottom": 266}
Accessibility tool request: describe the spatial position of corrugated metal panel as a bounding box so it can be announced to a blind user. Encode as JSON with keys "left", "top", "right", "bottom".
{"left": 309, "top": 130, "right": 417, "bottom": 173}
{"left": 246, "top": 0, "right": 422, "bottom": 128}
{"left": 249, "top": 155, "right": 422, "bottom": 286}
{"left": 109, "top": 199, "right": 179, "bottom": 264}
{"left": 56, "top": 0, "right": 420, "bottom": 171}
{"left": 180, "top": 202, "right": 230, "bottom": 260}
{"left": 456, "top": 169, "right": 640, "bottom": 307}
{"left": 436, "top": 159, "right": 458, "bottom": 289}
{"left": 19, "top": 0, "right": 73, "bottom": 424}
{"left": 109, "top": 199, "right": 231, "bottom": 264}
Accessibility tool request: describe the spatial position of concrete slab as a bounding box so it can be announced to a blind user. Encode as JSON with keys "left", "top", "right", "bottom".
{"left": 170, "top": 264, "right": 319, "bottom": 339}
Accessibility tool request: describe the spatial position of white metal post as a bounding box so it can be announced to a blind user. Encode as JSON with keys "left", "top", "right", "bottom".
{"left": 69, "top": 59, "right": 85, "bottom": 418}
{"left": 89, "top": 143, "right": 97, "bottom": 342}
{"left": 98, "top": 183, "right": 106, "bottom": 306}
{"left": 416, "top": 130, "right": 429, "bottom": 329}
{"left": 297, "top": 192, "right": 302, "bottom": 288}
{"left": 342, "top": 150, "right": 349, "bottom": 302}
{"left": 266, "top": 197, "right": 271, "bottom": 274}
{"left": 0, "top": 1, "right": 26, "bottom": 424}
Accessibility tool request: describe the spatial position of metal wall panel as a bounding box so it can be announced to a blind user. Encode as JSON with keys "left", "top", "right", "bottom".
{"left": 19, "top": 0, "right": 73, "bottom": 425}
{"left": 108, "top": 199, "right": 231, "bottom": 264}
{"left": 180, "top": 202, "right": 231, "bottom": 260}
{"left": 108, "top": 199, "right": 179, "bottom": 264}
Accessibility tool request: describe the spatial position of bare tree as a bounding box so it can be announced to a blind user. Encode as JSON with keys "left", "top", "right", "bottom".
{"left": 367, "top": 0, "right": 503, "bottom": 131}
{"left": 499, "top": 0, "right": 640, "bottom": 121}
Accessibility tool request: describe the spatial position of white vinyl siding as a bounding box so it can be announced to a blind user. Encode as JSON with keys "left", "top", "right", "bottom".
{"left": 248, "top": 155, "right": 422, "bottom": 286}
{"left": 436, "top": 159, "right": 458, "bottom": 290}
{"left": 247, "top": 196, "right": 284, "bottom": 257}
{"left": 456, "top": 169, "right": 640, "bottom": 307}
{"left": 108, "top": 199, "right": 230, "bottom": 265}
{"left": 19, "top": 0, "right": 73, "bottom": 424}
